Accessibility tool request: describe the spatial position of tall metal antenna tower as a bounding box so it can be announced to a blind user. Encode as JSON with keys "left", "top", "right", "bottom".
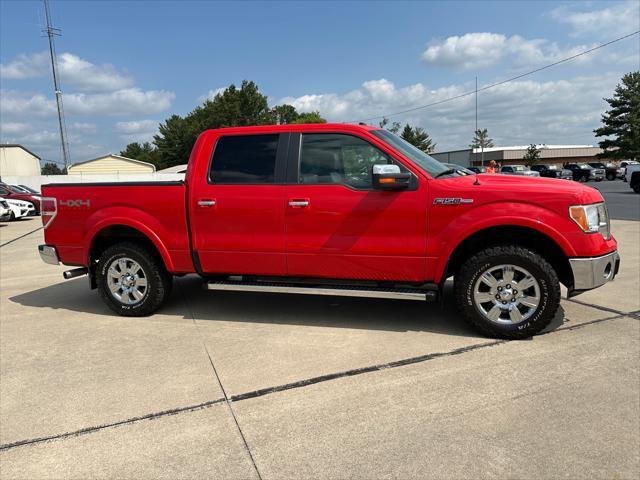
{"left": 43, "top": 0, "right": 70, "bottom": 170}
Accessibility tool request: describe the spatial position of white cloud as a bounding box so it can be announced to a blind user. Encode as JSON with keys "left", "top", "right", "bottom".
{"left": 278, "top": 74, "right": 619, "bottom": 150}
{"left": 71, "top": 122, "right": 96, "bottom": 133}
{"left": 551, "top": 1, "right": 640, "bottom": 37}
{"left": 0, "top": 121, "right": 30, "bottom": 135}
{"left": 115, "top": 119, "right": 158, "bottom": 134}
{"left": 199, "top": 87, "right": 227, "bottom": 102}
{"left": 1, "top": 51, "right": 134, "bottom": 92}
{"left": 421, "top": 32, "right": 597, "bottom": 70}
{"left": 115, "top": 119, "right": 158, "bottom": 144}
{"left": 1, "top": 88, "right": 175, "bottom": 117}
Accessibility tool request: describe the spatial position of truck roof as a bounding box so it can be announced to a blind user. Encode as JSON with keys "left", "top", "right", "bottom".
{"left": 202, "top": 123, "right": 381, "bottom": 135}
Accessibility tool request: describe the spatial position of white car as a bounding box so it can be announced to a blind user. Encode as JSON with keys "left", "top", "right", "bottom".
{"left": 1, "top": 198, "right": 30, "bottom": 220}
{"left": 618, "top": 160, "right": 639, "bottom": 180}
{"left": 0, "top": 199, "right": 11, "bottom": 221}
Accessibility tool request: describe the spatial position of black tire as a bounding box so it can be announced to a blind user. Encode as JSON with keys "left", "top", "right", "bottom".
{"left": 454, "top": 245, "right": 560, "bottom": 339}
{"left": 96, "top": 242, "right": 172, "bottom": 316}
{"left": 578, "top": 175, "right": 587, "bottom": 183}
{"left": 606, "top": 173, "right": 615, "bottom": 181}
{"left": 633, "top": 183, "right": 640, "bottom": 193}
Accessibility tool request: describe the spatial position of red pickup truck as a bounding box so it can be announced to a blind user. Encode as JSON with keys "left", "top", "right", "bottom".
{"left": 38, "top": 124, "right": 620, "bottom": 339}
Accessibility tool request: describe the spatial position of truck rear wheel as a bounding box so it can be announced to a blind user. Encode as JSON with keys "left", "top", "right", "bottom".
{"left": 96, "top": 242, "right": 172, "bottom": 316}
{"left": 454, "top": 245, "right": 560, "bottom": 339}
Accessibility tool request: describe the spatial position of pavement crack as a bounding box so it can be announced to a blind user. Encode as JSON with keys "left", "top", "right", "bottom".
{"left": 0, "top": 226, "right": 43, "bottom": 248}
{"left": 1, "top": 302, "right": 630, "bottom": 454}
{"left": 566, "top": 297, "right": 633, "bottom": 317}
{"left": 0, "top": 398, "right": 224, "bottom": 452}
{"left": 178, "top": 278, "right": 263, "bottom": 480}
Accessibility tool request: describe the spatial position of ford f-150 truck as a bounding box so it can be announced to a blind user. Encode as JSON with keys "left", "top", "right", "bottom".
{"left": 38, "top": 124, "right": 620, "bottom": 339}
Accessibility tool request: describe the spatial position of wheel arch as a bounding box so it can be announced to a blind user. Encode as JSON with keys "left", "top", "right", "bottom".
{"left": 442, "top": 224, "right": 574, "bottom": 289}
{"left": 86, "top": 221, "right": 173, "bottom": 287}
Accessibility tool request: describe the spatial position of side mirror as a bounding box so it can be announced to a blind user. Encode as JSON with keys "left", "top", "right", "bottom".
{"left": 372, "top": 164, "right": 410, "bottom": 190}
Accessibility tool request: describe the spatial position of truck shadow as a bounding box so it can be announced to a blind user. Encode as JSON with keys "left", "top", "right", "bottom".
{"left": 9, "top": 275, "right": 566, "bottom": 338}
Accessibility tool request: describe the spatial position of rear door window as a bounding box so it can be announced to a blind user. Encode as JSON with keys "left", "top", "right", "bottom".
{"left": 209, "top": 134, "right": 279, "bottom": 184}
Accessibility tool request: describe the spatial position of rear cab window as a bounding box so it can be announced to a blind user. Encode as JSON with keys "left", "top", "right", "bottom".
{"left": 209, "top": 134, "right": 279, "bottom": 184}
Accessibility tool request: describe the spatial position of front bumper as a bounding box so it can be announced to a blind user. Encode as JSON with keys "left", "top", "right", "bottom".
{"left": 568, "top": 250, "right": 620, "bottom": 295}
{"left": 39, "top": 244, "right": 60, "bottom": 265}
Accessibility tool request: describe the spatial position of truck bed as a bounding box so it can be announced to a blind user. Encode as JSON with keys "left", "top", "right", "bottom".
{"left": 41, "top": 181, "right": 194, "bottom": 272}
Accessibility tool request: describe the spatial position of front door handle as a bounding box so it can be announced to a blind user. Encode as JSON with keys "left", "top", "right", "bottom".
{"left": 288, "top": 199, "right": 310, "bottom": 208}
{"left": 198, "top": 199, "right": 216, "bottom": 208}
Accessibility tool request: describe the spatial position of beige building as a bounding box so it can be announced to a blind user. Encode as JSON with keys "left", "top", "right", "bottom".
{"left": 432, "top": 145, "right": 606, "bottom": 167}
{"left": 0, "top": 144, "right": 41, "bottom": 177}
{"left": 67, "top": 154, "right": 156, "bottom": 174}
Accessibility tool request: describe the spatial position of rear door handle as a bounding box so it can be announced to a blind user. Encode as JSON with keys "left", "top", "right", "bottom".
{"left": 198, "top": 199, "right": 216, "bottom": 208}
{"left": 288, "top": 199, "right": 310, "bottom": 208}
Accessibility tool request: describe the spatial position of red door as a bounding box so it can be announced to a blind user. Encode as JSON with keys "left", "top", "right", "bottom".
{"left": 189, "top": 133, "right": 287, "bottom": 276}
{"left": 285, "top": 133, "right": 428, "bottom": 282}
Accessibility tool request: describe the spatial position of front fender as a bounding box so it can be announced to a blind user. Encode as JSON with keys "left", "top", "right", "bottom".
{"left": 431, "top": 202, "right": 576, "bottom": 283}
{"left": 83, "top": 206, "right": 175, "bottom": 271}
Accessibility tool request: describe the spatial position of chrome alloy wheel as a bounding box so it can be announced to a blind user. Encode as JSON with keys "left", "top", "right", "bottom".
{"left": 472, "top": 264, "right": 541, "bottom": 325}
{"left": 106, "top": 257, "right": 148, "bottom": 305}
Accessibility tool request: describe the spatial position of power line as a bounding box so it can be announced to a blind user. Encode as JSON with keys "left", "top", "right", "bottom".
{"left": 351, "top": 30, "right": 640, "bottom": 124}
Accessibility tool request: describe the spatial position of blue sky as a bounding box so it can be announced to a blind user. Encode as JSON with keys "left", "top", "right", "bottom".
{"left": 1, "top": 0, "right": 638, "bottom": 165}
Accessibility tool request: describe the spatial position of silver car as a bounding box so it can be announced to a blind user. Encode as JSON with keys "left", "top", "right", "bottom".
{"left": 500, "top": 165, "right": 540, "bottom": 177}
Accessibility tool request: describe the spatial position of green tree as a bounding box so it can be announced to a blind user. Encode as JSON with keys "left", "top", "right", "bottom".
{"left": 522, "top": 144, "right": 541, "bottom": 167}
{"left": 41, "top": 162, "right": 64, "bottom": 175}
{"left": 153, "top": 115, "right": 196, "bottom": 168}
{"left": 470, "top": 128, "right": 494, "bottom": 149}
{"left": 379, "top": 117, "right": 401, "bottom": 134}
{"left": 120, "top": 142, "right": 159, "bottom": 165}
{"left": 595, "top": 71, "right": 640, "bottom": 160}
{"left": 148, "top": 81, "right": 327, "bottom": 168}
{"left": 291, "top": 111, "right": 326, "bottom": 124}
{"left": 400, "top": 124, "right": 436, "bottom": 153}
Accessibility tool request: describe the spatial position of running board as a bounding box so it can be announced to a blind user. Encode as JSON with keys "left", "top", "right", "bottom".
{"left": 205, "top": 280, "right": 434, "bottom": 301}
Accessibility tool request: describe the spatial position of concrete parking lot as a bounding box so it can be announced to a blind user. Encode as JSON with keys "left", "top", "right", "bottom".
{"left": 1, "top": 208, "right": 639, "bottom": 479}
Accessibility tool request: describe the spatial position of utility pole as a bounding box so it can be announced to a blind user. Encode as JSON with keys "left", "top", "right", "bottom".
{"left": 43, "top": 0, "right": 70, "bottom": 171}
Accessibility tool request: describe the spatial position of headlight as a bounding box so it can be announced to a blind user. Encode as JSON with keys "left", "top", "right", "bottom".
{"left": 569, "top": 203, "right": 610, "bottom": 239}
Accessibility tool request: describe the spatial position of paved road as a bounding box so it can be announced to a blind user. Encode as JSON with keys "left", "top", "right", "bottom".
{"left": 590, "top": 179, "right": 640, "bottom": 221}
{"left": 0, "top": 217, "right": 638, "bottom": 479}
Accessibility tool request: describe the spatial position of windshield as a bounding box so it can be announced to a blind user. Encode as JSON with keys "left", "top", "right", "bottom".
{"left": 371, "top": 129, "right": 450, "bottom": 177}
{"left": 512, "top": 165, "right": 527, "bottom": 171}
{"left": 579, "top": 164, "right": 592, "bottom": 169}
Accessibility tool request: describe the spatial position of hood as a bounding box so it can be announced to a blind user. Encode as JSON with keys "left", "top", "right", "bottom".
{"left": 436, "top": 173, "right": 604, "bottom": 212}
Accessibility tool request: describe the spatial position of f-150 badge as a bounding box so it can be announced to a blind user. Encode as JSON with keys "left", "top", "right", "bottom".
{"left": 433, "top": 198, "right": 474, "bottom": 205}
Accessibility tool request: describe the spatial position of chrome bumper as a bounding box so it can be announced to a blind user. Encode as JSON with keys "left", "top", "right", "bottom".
{"left": 39, "top": 244, "right": 59, "bottom": 265}
{"left": 569, "top": 250, "right": 620, "bottom": 293}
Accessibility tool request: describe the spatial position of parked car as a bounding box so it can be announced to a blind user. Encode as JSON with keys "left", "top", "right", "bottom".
{"left": 0, "top": 182, "right": 41, "bottom": 214}
{"left": 564, "top": 163, "right": 604, "bottom": 182}
{"left": 619, "top": 160, "right": 639, "bottom": 180}
{"left": 0, "top": 200, "right": 11, "bottom": 221}
{"left": 624, "top": 162, "right": 640, "bottom": 184}
{"left": 500, "top": 165, "right": 540, "bottom": 177}
{"left": 38, "top": 123, "right": 619, "bottom": 340}
{"left": 2, "top": 198, "right": 30, "bottom": 220}
{"left": 468, "top": 166, "right": 487, "bottom": 174}
{"left": 443, "top": 163, "right": 473, "bottom": 175}
{"left": 530, "top": 164, "right": 572, "bottom": 180}
{"left": 588, "top": 162, "right": 618, "bottom": 181}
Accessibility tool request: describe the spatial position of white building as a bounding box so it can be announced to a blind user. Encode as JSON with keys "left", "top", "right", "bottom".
{"left": 0, "top": 144, "right": 41, "bottom": 177}
{"left": 67, "top": 154, "right": 156, "bottom": 174}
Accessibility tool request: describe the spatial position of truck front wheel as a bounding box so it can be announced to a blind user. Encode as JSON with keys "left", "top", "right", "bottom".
{"left": 96, "top": 242, "right": 173, "bottom": 316}
{"left": 454, "top": 245, "right": 560, "bottom": 339}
